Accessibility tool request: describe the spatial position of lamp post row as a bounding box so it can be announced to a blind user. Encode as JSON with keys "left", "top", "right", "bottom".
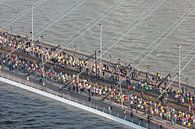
{"left": 28, "top": 10, "right": 185, "bottom": 91}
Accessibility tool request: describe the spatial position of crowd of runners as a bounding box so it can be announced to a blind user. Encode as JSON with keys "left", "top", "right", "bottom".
{"left": 0, "top": 31, "right": 195, "bottom": 128}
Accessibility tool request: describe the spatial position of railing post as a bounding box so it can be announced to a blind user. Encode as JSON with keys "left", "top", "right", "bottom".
{"left": 27, "top": 76, "right": 29, "bottom": 81}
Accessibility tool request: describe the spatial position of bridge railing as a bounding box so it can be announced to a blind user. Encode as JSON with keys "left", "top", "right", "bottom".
{"left": 0, "top": 71, "right": 167, "bottom": 129}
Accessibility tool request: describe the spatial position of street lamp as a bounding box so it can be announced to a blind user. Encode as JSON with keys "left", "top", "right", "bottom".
{"left": 185, "top": 78, "right": 189, "bottom": 93}
{"left": 117, "top": 58, "right": 121, "bottom": 80}
{"left": 116, "top": 58, "right": 122, "bottom": 99}
{"left": 146, "top": 64, "right": 150, "bottom": 80}
{"left": 73, "top": 44, "right": 76, "bottom": 56}
{"left": 117, "top": 58, "right": 121, "bottom": 67}
{"left": 40, "top": 35, "right": 43, "bottom": 42}
{"left": 146, "top": 64, "right": 150, "bottom": 69}
{"left": 99, "top": 24, "right": 103, "bottom": 65}
{"left": 10, "top": 26, "right": 12, "bottom": 34}
{"left": 40, "top": 35, "right": 45, "bottom": 86}
{"left": 185, "top": 78, "right": 189, "bottom": 86}
{"left": 31, "top": 6, "right": 34, "bottom": 47}
{"left": 108, "top": 53, "right": 111, "bottom": 66}
{"left": 177, "top": 45, "right": 181, "bottom": 89}
{"left": 94, "top": 50, "right": 98, "bottom": 77}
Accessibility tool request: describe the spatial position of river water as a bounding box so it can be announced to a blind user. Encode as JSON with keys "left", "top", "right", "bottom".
{"left": 0, "top": 0, "right": 195, "bottom": 85}
{"left": 0, "top": 82, "right": 130, "bottom": 129}
{"left": 0, "top": 0, "right": 195, "bottom": 128}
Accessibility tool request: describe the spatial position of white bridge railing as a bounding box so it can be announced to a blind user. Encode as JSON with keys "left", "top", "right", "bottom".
{"left": 0, "top": 70, "right": 164, "bottom": 129}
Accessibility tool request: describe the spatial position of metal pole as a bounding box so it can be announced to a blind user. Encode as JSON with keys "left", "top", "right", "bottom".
{"left": 94, "top": 50, "right": 98, "bottom": 77}
{"left": 146, "top": 64, "right": 150, "bottom": 81}
{"left": 40, "top": 35, "right": 45, "bottom": 86}
{"left": 99, "top": 24, "right": 102, "bottom": 65}
{"left": 120, "top": 83, "right": 123, "bottom": 108}
{"left": 178, "top": 45, "right": 181, "bottom": 89}
{"left": 42, "top": 53, "right": 45, "bottom": 86}
{"left": 185, "top": 78, "right": 188, "bottom": 94}
{"left": 31, "top": 6, "right": 34, "bottom": 47}
{"left": 120, "top": 83, "right": 122, "bottom": 96}
{"left": 146, "top": 65, "right": 148, "bottom": 78}
{"left": 10, "top": 26, "right": 12, "bottom": 34}
{"left": 74, "top": 44, "right": 76, "bottom": 57}
{"left": 109, "top": 53, "right": 111, "bottom": 66}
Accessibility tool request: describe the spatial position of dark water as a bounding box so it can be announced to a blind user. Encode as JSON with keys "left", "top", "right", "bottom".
{"left": 0, "top": 82, "right": 130, "bottom": 129}
{"left": 0, "top": 0, "right": 195, "bottom": 85}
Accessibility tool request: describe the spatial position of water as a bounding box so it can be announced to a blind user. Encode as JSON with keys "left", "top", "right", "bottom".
{"left": 0, "top": 0, "right": 195, "bottom": 128}
{"left": 0, "top": 0, "right": 195, "bottom": 84}
{"left": 0, "top": 82, "right": 130, "bottom": 129}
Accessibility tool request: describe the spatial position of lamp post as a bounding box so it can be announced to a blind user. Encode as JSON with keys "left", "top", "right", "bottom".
{"left": 117, "top": 58, "right": 121, "bottom": 67}
{"left": 99, "top": 24, "right": 102, "bottom": 65}
{"left": 185, "top": 78, "right": 188, "bottom": 94}
{"left": 146, "top": 64, "right": 150, "bottom": 80}
{"left": 177, "top": 45, "right": 181, "bottom": 89}
{"left": 31, "top": 6, "right": 34, "bottom": 47}
{"left": 94, "top": 50, "right": 98, "bottom": 77}
{"left": 117, "top": 58, "right": 122, "bottom": 98}
{"left": 146, "top": 64, "right": 150, "bottom": 70}
{"left": 40, "top": 35, "right": 43, "bottom": 42}
{"left": 108, "top": 53, "right": 111, "bottom": 66}
{"left": 185, "top": 78, "right": 189, "bottom": 86}
{"left": 73, "top": 44, "right": 76, "bottom": 57}
{"left": 40, "top": 35, "right": 45, "bottom": 86}
{"left": 10, "top": 26, "right": 12, "bottom": 34}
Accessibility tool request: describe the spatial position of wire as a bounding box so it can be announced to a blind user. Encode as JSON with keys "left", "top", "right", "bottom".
{"left": 102, "top": 5, "right": 194, "bottom": 100}
{"left": 0, "top": 0, "right": 47, "bottom": 28}
{"left": 66, "top": 0, "right": 166, "bottom": 48}
{"left": 64, "top": 0, "right": 127, "bottom": 47}
{"left": 102, "top": 3, "right": 193, "bottom": 62}
{"left": 34, "top": 0, "right": 88, "bottom": 38}
{"left": 34, "top": 0, "right": 126, "bottom": 64}
{"left": 60, "top": 0, "right": 126, "bottom": 46}
{"left": 62, "top": 0, "right": 167, "bottom": 88}
{"left": 0, "top": 0, "right": 88, "bottom": 61}
{"left": 157, "top": 53, "right": 195, "bottom": 99}
{"left": 170, "top": 46, "right": 195, "bottom": 74}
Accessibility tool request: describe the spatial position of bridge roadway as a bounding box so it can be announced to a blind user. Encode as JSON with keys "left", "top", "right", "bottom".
{"left": 0, "top": 69, "right": 189, "bottom": 129}
{"left": 2, "top": 31, "right": 195, "bottom": 90}
{"left": 0, "top": 48, "right": 193, "bottom": 113}
{"left": 1, "top": 31, "right": 194, "bottom": 91}
{"left": 20, "top": 33, "right": 195, "bottom": 90}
